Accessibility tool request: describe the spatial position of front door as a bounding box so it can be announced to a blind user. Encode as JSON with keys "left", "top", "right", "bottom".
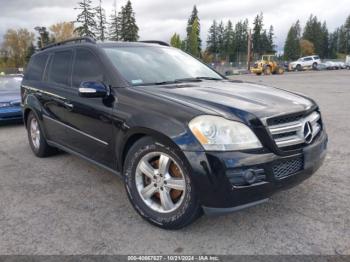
{"left": 61, "top": 48, "right": 115, "bottom": 168}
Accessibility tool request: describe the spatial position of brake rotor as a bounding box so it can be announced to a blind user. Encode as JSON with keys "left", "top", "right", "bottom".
{"left": 143, "top": 158, "right": 183, "bottom": 202}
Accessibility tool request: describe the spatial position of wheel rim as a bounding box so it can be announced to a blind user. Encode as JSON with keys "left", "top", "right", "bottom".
{"left": 30, "top": 118, "right": 40, "bottom": 149}
{"left": 135, "top": 152, "right": 186, "bottom": 213}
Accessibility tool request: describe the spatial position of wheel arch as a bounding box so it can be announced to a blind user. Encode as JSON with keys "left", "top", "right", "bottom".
{"left": 22, "top": 93, "right": 45, "bottom": 127}
{"left": 117, "top": 127, "right": 198, "bottom": 173}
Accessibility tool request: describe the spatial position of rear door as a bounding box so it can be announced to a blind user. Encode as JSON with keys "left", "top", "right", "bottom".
{"left": 61, "top": 47, "right": 115, "bottom": 168}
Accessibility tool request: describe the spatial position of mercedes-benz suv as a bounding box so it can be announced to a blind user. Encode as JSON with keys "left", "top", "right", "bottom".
{"left": 21, "top": 37, "right": 327, "bottom": 229}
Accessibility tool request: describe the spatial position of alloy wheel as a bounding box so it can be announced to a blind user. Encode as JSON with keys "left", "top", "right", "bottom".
{"left": 30, "top": 118, "right": 40, "bottom": 149}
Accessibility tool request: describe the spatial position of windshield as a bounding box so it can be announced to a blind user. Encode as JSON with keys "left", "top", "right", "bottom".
{"left": 103, "top": 46, "right": 223, "bottom": 86}
{"left": 0, "top": 77, "right": 22, "bottom": 90}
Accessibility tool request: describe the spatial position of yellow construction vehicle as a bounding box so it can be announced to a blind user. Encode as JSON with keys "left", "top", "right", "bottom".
{"left": 251, "top": 55, "right": 284, "bottom": 75}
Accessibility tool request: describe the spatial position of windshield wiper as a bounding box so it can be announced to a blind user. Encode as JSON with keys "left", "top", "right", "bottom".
{"left": 195, "top": 76, "right": 222, "bottom": 80}
{"left": 133, "top": 77, "right": 222, "bottom": 86}
{"left": 175, "top": 77, "right": 222, "bottom": 82}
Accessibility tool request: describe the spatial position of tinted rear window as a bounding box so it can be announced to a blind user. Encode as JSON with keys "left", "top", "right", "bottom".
{"left": 47, "top": 50, "right": 73, "bottom": 86}
{"left": 24, "top": 54, "right": 48, "bottom": 81}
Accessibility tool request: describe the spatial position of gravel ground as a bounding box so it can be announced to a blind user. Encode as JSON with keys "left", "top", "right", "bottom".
{"left": 0, "top": 70, "right": 349, "bottom": 255}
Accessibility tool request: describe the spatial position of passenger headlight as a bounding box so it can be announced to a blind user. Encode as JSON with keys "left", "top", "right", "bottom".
{"left": 189, "top": 115, "right": 262, "bottom": 151}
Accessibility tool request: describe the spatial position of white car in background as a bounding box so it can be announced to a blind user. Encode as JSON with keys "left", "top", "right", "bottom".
{"left": 289, "top": 55, "right": 321, "bottom": 71}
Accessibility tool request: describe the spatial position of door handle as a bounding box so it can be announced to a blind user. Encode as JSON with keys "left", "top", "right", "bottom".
{"left": 64, "top": 102, "right": 74, "bottom": 111}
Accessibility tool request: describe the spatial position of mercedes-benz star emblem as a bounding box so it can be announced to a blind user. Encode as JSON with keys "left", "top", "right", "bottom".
{"left": 303, "top": 121, "right": 313, "bottom": 144}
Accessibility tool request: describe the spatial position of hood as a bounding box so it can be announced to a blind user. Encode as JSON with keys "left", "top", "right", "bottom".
{"left": 0, "top": 90, "right": 21, "bottom": 103}
{"left": 137, "top": 80, "right": 314, "bottom": 122}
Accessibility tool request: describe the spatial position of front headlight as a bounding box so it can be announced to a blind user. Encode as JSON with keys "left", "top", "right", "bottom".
{"left": 189, "top": 115, "right": 262, "bottom": 151}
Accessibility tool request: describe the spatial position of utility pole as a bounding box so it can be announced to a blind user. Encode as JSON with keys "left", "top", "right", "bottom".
{"left": 247, "top": 29, "right": 252, "bottom": 71}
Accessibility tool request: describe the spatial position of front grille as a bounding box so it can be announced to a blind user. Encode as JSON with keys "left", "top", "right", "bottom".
{"left": 267, "top": 114, "right": 304, "bottom": 126}
{"left": 267, "top": 111, "right": 322, "bottom": 149}
{"left": 273, "top": 157, "right": 303, "bottom": 179}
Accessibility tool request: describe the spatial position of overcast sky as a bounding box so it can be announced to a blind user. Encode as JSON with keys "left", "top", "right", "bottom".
{"left": 0, "top": 0, "right": 349, "bottom": 51}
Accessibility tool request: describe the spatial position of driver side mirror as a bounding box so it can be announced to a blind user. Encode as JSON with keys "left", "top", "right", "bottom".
{"left": 78, "top": 81, "right": 109, "bottom": 98}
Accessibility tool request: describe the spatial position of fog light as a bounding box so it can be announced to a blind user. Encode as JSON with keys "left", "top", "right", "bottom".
{"left": 226, "top": 168, "right": 266, "bottom": 187}
{"left": 243, "top": 169, "right": 256, "bottom": 184}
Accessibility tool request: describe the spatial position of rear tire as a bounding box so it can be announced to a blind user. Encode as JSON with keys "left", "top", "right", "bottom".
{"left": 123, "top": 137, "right": 202, "bottom": 229}
{"left": 312, "top": 62, "right": 318, "bottom": 70}
{"left": 26, "top": 112, "right": 57, "bottom": 157}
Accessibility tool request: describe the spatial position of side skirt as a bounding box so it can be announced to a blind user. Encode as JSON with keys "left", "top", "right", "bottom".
{"left": 47, "top": 140, "right": 122, "bottom": 178}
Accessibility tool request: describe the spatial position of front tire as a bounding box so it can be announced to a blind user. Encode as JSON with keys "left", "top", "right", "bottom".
{"left": 27, "top": 112, "right": 57, "bottom": 157}
{"left": 124, "top": 137, "right": 202, "bottom": 229}
{"left": 264, "top": 66, "right": 271, "bottom": 75}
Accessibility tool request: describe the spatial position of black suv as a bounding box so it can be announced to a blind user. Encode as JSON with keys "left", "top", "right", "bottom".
{"left": 22, "top": 37, "right": 327, "bottom": 229}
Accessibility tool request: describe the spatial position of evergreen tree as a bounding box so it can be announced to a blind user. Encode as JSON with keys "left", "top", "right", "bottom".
{"left": 36, "top": 27, "right": 51, "bottom": 49}
{"left": 180, "top": 40, "right": 187, "bottom": 51}
{"left": 223, "top": 20, "right": 235, "bottom": 61}
{"left": 234, "top": 19, "right": 249, "bottom": 61}
{"left": 217, "top": 21, "right": 225, "bottom": 58}
{"left": 261, "top": 30, "right": 271, "bottom": 53}
{"left": 284, "top": 21, "right": 301, "bottom": 60}
{"left": 252, "top": 13, "right": 264, "bottom": 55}
{"left": 345, "top": 15, "right": 350, "bottom": 53}
{"left": 328, "top": 29, "right": 340, "bottom": 58}
{"left": 338, "top": 25, "right": 348, "bottom": 53}
{"left": 187, "top": 18, "right": 200, "bottom": 57}
{"left": 108, "top": 0, "right": 119, "bottom": 41}
{"left": 170, "top": 33, "right": 182, "bottom": 49}
{"left": 118, "top": 0, "right": 139, "bottom": 42}
{"left": 186, "top": 5, "right": 201, "bottom": 54}
{"left": 74, "top": 0, "right": 97, "bottom": 38}
{"left": 320, "top": 22, "right": 329, "bottom": 58}
{"left": 303, "top": 15, "right": 324, "bottom": 57}
{"left": 267, "top": 25, "right": 275, "bottom": 53}
{"left": 207, "top": 20, "right": 219, "bottom": 55}
{"left": 95, "top": 0, "right": 107, "bottom": 41}
{"left": 25, "top": 43, "right": 36, "bottom": 64}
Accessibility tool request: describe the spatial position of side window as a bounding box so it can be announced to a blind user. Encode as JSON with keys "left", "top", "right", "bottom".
{"left": 72, "top": 49, "right": 104, "bottom": 87}
{"left": 24, "top": 54, "right": 48, "bottom": 81}
{"left": 47, "top": 50, "right": 73, "bottom": 86}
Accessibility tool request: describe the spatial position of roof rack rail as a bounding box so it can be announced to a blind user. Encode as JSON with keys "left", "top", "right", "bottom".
{"left": 41, "top": 37, "right": 96, "bottom": 51}
{"left": 139, "top": 40, "right": 170, "bottom": 47}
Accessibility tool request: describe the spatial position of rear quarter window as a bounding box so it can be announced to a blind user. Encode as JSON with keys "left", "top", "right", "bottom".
{"left": 24, "top": 54, "right": 48, "bottom": 81}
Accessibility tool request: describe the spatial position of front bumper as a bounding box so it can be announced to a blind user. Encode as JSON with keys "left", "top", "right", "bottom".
{"left": 183, "top": 130, "right": 328, "bottom": 216}
{"left": 0, "top": 107, "right": 22, "bottom": 121}
{"left": 250, "top": 68, "right": 263, "bottom": 74}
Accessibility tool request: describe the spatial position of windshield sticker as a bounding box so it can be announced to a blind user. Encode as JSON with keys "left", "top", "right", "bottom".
{"left": 131, "top": 79, "right": 143, "bottom": 85}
